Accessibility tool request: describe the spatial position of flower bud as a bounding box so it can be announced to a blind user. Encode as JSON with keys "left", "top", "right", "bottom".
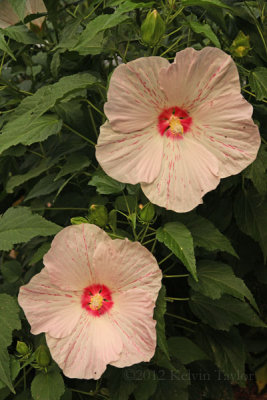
{"left": 139, "top": 202, "right": 155, "bottom": 222}
{"left": 71, "top": 216, "right": 88, "bottom": 225}
{"left": 141, "top": 10, "right": 165, "bottom": 46}
{"left": 230, "top": 31, "right": 250, "bottom": 58}
{"left": 87, "top": 204, "right": 108, "bottom": 228}
{"left": 16, "top": 341, "right": 30, "bottom": 356}
{"left": 35, "top": 345, "right": 51, "bottom": 367}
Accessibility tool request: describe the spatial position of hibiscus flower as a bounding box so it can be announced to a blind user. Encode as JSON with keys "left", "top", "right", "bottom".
{"left": 96, "top": 47, "right": 261, "bottom": 212}
{"left": 18, "top": 224, "right": 162, "bottom": 379}
{"left": 0, "top": 0, "right": 46, "bottom": 29}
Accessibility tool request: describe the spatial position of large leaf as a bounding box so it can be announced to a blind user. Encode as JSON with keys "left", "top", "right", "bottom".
{"left": 0, "top": 207, "right": 61, "bottom": 251}
{"left": 55, "top": 154, "right": 91, "bottom": 181}
{"left": 89, "top": 170, "right": 125, "bottom": 194}
{"left": 189, "top": 21, "right": 221, "bottom": 48}
{"left": 24, "top": 174, "right": 64, "bottom": 201}
{"left": 188, "top": 260, "right": 258, "bottom": 311}
{"left": 0, "top": 25, "right": 40, "bottom": 44}
{"left": 0, "top": 294, "right": 21, "bottom": 392}
{"left": 244, "top": 144, "right": 267, "bottom": 196}
{"left": 156, "top": 222, "right": 197, "bottom": 280}
{"left": 234, "top": 189, "right": 267, "bottom": 262}
{"left": 181, "top": 0, "right": 232, "bottom": 9}
{"left": 154, "top": 286, "right": 169, "bottom": 359}
{"left": 189, "top": 292, "right": 266, "bottom": 331}
{"left": 249, "top": 67, "right": 267, "bottom": 100}
{"left": 31, "top": 368, "right": 65, "bottom": 400}
{"left": 0, "top": 73, "right": 97, "bottom": 154}
{"left": 168, "top": 337, "right": 208, "bottom": 365}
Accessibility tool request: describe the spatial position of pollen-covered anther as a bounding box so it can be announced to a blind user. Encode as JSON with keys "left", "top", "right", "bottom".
{"left": 169, "top": 115, "right": 184, "bottom": 135}
{"left": 89, "top": 293, "right": 103, "bottom": 310}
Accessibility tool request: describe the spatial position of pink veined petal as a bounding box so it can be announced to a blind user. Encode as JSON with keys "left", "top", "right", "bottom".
{"left": 0, "top": 0, "right": 20, "bottom": 28}
{"left": 92, "top": 239, "right": 162, "bottom": 302}
{"left": 43, "top": 224, "right": 111, "bottom": 291}
{"left": 46, "top": 311, "right": 123, "bottom": 380}
{"left": 109, "top": 289, "right": 157, "bottom": 368}
{"left": 142, "top": 135, "right": 220, "bottom": 213}
{"left": 159, "top": 47, "right": 241, "bottom": 113}
{"left": 191, "top": 93, "right": 261, "bottom": 178}
{"left": 25, "top": 0, "right": 47, "bottom": 27}
{"left": 96, "top": 121, "right": 164, "bottom": 184}
{"left": 105, "top": 56, "right": 170, "bottom": 133}
{"left": 18, "top": 268, "right": 82, "bottom": 338}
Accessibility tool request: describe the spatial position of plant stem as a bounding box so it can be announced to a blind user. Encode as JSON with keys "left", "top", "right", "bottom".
{"left": 164, "top": 274, "right": 189, "bottom": 278}
{"left": 165, "top": 297, "right": 190, "bottom": 301}
{"left": 242, "top": 88, "right": 267, "bottom": 103}
{"left": 159, "top": 252, "right": 173, "bottom": 265}
{"left": 166, "top": 312, "right": 197, "bottom": 325}
{"left": 63, "top": 123, "right": 96, "bottom": 146}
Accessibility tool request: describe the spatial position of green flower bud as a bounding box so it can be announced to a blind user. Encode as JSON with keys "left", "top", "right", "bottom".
{"left": 70, "top": 216, "right": 88, "bottom": 225}
{"left": 87, "top": 204, "right": 108, "bottom": 228}
{"left": 16, "top": 341, "right": 30, "bottom": 356}
{"left": 141, "top": 10, "right": 166, "bottom": 46}
{"left": 230, "top": 31, "right": 250, "bottom": 58}
{"left": 35, "top": 345, "right": 51, "bottom": 368}
{"left": 139, "top": 202, "right": 155, "bottom": 222}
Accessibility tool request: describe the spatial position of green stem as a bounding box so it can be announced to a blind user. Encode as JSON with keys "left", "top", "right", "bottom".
{"left": 242, "top": 88, "right": 267, "bottom": 103}
{"left": 32, "top": 207, "right": 88, "bottom": 211}
{"left": 165, "top": 297, "right": 190, "bottom": 301}
{"left": 172, "top": 323, "right": 194, "bottom": 333}
{"left": 160, "top": 36, "right": 183, "bottom": 57}
{"left": 140, "top": 223, "right": 149, "bottom": 243}
{"left": 151, "top": 238, "right": 157, "bottom": 253}
{"left": 142, "top": 238, "right": 156, "bottom": 246}
{"left": 244, "top": 0, "right": 267, "bottom": 57}
{"left": 166, "top": 312, "right": 197, "bottom": 325}
{"left": 159, "top": 252, "right": 173, "bottom": 265}
{"left": 63, "top": 123, "right": 96, "bottom": 146}
{"left": 85, "top": 99, "right": 105, "bottom": 117}
{"left": 164, "top": 274, "right": 189, "bottom": 278}
{"left": 14, "top": 367, "right": 33, "bottom": 389}
{"left": 88, "top": 106, "right": 98, "bottom": 139}
{"left": 83, "top": 0, "right": 105, "bottom": 20}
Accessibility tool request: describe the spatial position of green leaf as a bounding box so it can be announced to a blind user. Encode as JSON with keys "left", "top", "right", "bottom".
{"left": 31, "top": 368, "right": 65, "bottom": 400}
{"left": 244, "top": 144, "right": 267, "bottom": 195}
{"left": 188, "top": 260, "right": 258, "bottom": 311}
{"left": 182, "top": 0, "right": 231, "bottom": 9}
{"left": 168, "top": 337, "right": 209, "bottom": 365}
{"left": 249, "top": 67, "right": 267, "bottom": 100}
{"left": 24, "top": 174, "right": 64, "bottom": 201}
{"left": 0, "top": 294, "right": 21, "bottom": 392}
{"left": 30, "top": 242, "right": 51, "bottom": 265}
{"left": 151, "top": 364, "right": 190, "bottom": 400}
{"left": 133, "top": 373, "right": 158, "bottom": 400}
{"left": 198, "top": 327, "right": 246, "bottom": 385}
{"left": 1, "top": 25, "right": 40, "bottom": 44}
{"left": 154, "top": 286, "right": 169, "bottom": 359}
{"left": 1, "top": 260, "right": 22, "bottom": 283}
{"left": 189, "top": 21, "right": 221, "bottom": 48}
{"left": 89, "top": 170, "right": 125, "bottom": 194}
{"left": 7, "top": 0, "right": 26, "bottom": 20}
{"left": 0, "top": 207, "right": 61, "bottom": 251}
{"left": 114, "top": 195, "right": 137, "bottom": 213}
{"left": 0, "top": 33, "right": 15, "bottom": 60}
{"left": 54, "top": 154, "right": 90, "bottom": 181}
{"left": 107, "top": 368, "right": 136, "bottom": 400}
{"left": 177, "top": 213, "right": 237, "bottom": 257}
{"left": 0, "top": 73, "right": 97, "bottom": 154}
{"left": 189, "top": 292, "right": 266, "bottom": 331}
{"left": 156, "top": 222, "right": 197, "bottom": 280}
{"left": 234, "top": 189, "right": 267, "bottom": 262}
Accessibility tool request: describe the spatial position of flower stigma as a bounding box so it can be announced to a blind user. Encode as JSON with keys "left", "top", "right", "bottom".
{"left": 169, "top": 115, "right": 184, "bottom": 135}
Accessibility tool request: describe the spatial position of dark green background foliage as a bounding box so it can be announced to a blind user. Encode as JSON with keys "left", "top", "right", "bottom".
{"left": 0, "top": 0, "right": 267, "bottom": 399}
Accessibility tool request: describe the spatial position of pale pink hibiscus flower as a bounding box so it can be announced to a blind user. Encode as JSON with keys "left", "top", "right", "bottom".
{"left": 96, "top": 47, "right": 261, "bottom": 212}
{"left": 18, "top": 224, "right": 162, "bottom": 379}
{"left": 0, "top": 0, "right": 46, "bottom": 29}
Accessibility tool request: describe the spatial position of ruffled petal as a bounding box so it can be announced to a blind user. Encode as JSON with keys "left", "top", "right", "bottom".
{"left": 142, "top": 135, "right": 220, "bottom": 212}
{"left": 191, "top": 94, "right": 261, "bottom": 178}
{"left": 46, "top": 311, "right": 123, "bottom": 379}
{"left": 159, "top": 47, "right": 240, "bottom": 112}
{"left": 109, "top": 289, "right": 157, "bottom": 367}
{"left": 18, "top": 268, "right": 82, "bottom": 338}
{"left": 43, "top": 224, "right": 111, "bottom": 291}
{"left": 0, "top": 0, "right": 19, "bottom": 28}
{"left": 92, "top": 239, "right": 162, "bottom": 302}
{"left": 96, "top": 121, "right": 163, "bottom": 184}
{"left": 105, "top": 56, "right": 169, "bottom": 133}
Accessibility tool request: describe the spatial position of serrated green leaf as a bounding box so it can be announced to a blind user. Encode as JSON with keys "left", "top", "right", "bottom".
{"left": 234, "top": 189, "right": 267, "bottom": 262}
{"left": 168, "top": 337, "right": 209, "bottom": 365}
{"left": 0, "top": 207, "right": 61, "bottom": 251}
{"left": 154, "top": 285, "right": 169, "bottom": 359}
{"left": 189, "top": 21, "right": 221, "bottom": 48}
{"left": 55, "top": 154, "right": 90, "bottom": 181}
{"left": 249, "top": 67, "right": 267, "bottom": 100}
{"left": 31, "top": 368, "right": 65, "bottom": 400}
{"left": 89, "top": 170, "right": 125, "bottom": 194}
{"left": 30, "top": 242, "right": 50, "bottom": 265}
{"left": 1, "top": 260, "right": 22, "bottom": 283}
{"left": 24, "top": 174, "right": 64, "bottom": 201}
{"left": 189, "top": 292, "right": 266, "bottom": 331}
{"left": 188, "top": 260, "right": 258, "bottom": 311}
{"left": 177, "top": 213, "right": 237, "bottom": 257}
{"left": 0, "top": 294, "right": 21, "bottom": 392}
{"left": 156, "top": 222, "right": 197, "bottom": 280}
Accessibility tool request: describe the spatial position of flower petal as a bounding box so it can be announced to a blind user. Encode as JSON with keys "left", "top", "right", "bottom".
{"left": 159, "top": 47, "right": 240, "bottom": 112}
{"left": 18, "top": 268, "right": 82, "bottom": 338}
{"left": 191, "top": 94, "right": 261, "bottom": 178}
{"left": 109, "top": 289, "right": 157, "bottom": 367}
{"left": 0, "top": 0, "right": 19, "bottom": 28}
{"left": 43, "top": 224, "right": 111, "bottom": 291}
{"left": 96, "top": 121, "right": 163, "bottom": 184}
{"left": 142, "top": 135, "right": 220, "bottom": 212}
{"left": 46, "top": 311, "right": 123, "bottom": 379}
{"left": 93, "top": 239, "right": 162, "bottom": 302}
{"left": 105, "top": 56, "right": 169, "bottom": 133}
{"left": 25, "top": 0, "right": 47, "bottom": 28}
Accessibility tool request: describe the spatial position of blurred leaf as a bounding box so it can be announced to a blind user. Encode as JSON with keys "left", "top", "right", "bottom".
{"left": 0, "top": 33, "right": 15, "bottom": 60}
{"left": 89, "top": 170, "right": 125, "bottom": 194}
{"left": 1, "top": 25, "right": 40, "bottom": 44}
{"left": 249, "top": 67, "right": 267, "bottom": 100}
{"left": 1, "top": 260, "right": 22, "bottom": 283}
{"left": 189, "top": 292, "right": 266, "bottom": 331}
{"left": 244, "top": 144, "right": 267, "bottom": 195}
{"left": 55, "top": 154, "right": 90, "bottom": 181}
{"left": 168, "top": 337, "right": 208, "bottom": 365}
{"left": 188, "top": 260, "right": 258, "bottom": 311}
{"left": 181, "top": 0, "right": 231, "bottom": 9}
{"left": 189, "top": 21, "right": 221, "bottom": 48}
{"left": 255, "top": 363, "right": 267, "bottom": 393}
{"left": 24, "top": 174, "right": 64, "bottom": 201}
{"left": 31, "top": 368, "right": 65, "bottom": 400}
{"left": 107, "top": 368, "right": 136, "bottom": 400}
{"left": 133, "top": 373, "right": 158, "bottom": 400}
{"left": 115, "top": 195, "right": 137, "bottom": 213}
{"left": 29, "top": 242, "right": 50, "bottom": 265}
{"left": 154, "top": 286, "right": 169, "bottom": 359}
{"left": 0, "top": 207, "right": 61, "bottom": 251}
{"left": 156, "top": 222, "right": 197, "bottom": 280}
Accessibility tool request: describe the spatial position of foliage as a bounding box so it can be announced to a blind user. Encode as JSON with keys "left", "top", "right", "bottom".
{"left": 0, "top": 0, "right": 266, "bottom": 399}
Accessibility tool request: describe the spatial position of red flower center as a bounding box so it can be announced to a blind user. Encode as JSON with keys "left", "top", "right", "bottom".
{"left": 158, "top": 106, "right": 192, "bottom": 139}
{"left": 81, "top": 284, "right": 113, "bottom": 317}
